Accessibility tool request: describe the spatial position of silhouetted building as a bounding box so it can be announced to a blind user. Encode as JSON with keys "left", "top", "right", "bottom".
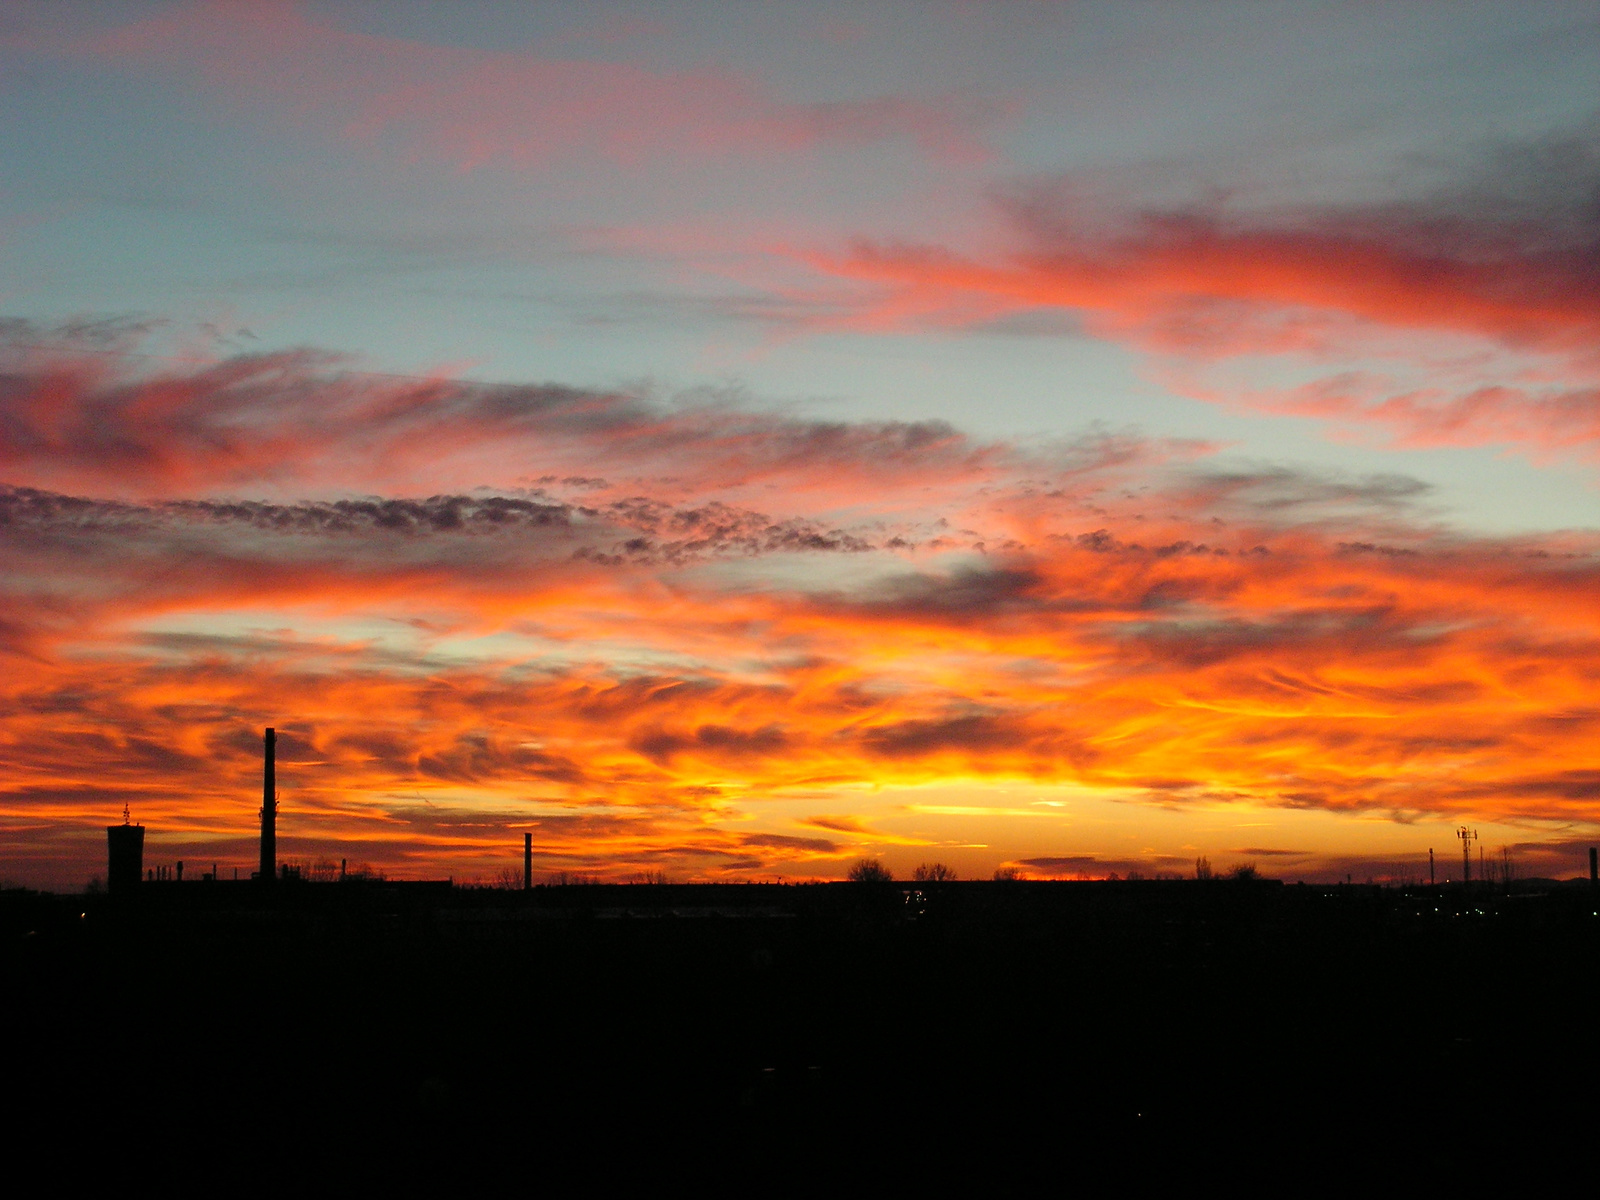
{"left": 107, "top": 807, "right": 144, "bottom": 894}
{"left": 260, "top": 727, "right": 276, "bottom": 884}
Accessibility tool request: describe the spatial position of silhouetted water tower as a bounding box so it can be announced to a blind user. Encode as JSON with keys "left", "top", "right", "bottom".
{"left": 107, "top": 804, "right": 144, "bottom": 894}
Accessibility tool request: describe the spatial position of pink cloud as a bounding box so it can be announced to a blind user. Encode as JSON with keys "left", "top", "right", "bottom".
{"left": 1, "top": 329, "right": 1191, "bottom": 513}
{"left": 48, "top": 1, "right": 1010, "bottom": 169}
{"left": 793, "top": 205, "right": 1600, "bottom": 358}
{"left": 1194, "top": 374, "right": 1600, "bottom": 460}
{"left": 773, "top": 148, "right": 1600, "bottom": 458}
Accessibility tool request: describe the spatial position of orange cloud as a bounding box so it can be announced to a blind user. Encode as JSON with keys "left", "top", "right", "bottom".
{"left": 4, "top": 335, "right": 1598, "bottom": 888}
{"left": 5, "top": 485, "right": 1599, "bottom": 884}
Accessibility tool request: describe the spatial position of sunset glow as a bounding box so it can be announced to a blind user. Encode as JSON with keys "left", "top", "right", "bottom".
{"left": 2, "top": 2, "right": 1596, "bottom": 888}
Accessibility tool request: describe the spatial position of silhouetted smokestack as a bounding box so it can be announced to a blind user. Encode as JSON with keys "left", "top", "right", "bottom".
{"left": 524, "top": 833, "right": 532, "bottom": 892}
{"left": 1590, "top": 847, "right": 1596, "bottom": 887}
{"left": 260, "top": 728, "right": 276, "bottom": 884}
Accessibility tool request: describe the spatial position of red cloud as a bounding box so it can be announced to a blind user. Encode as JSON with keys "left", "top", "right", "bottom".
{"left": 780, "top": 146, "right": 1600, "bottom": 457}
{"left": 797, "top": 199, "right": 1600, "bottom": 357}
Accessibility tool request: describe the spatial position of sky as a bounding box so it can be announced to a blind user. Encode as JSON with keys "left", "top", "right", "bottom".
{"left": 1, "top": 0, "right": 1597, "bottom": 889}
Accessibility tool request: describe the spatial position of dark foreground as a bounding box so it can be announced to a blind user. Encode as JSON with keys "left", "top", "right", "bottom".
{"left": 5, "top": 879, "right": 1598, "bottom": 1184}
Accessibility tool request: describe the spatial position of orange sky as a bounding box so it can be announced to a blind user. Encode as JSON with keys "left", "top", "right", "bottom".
{"left": 3, "top": 338, "right": 1597, "bottom": 889}
{"left": 2, "top": 5, "right": 1596, "bottom": 890}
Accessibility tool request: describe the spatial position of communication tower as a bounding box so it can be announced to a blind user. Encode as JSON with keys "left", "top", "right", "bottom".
{"left": 1457, "top": 826, "right": 1478, "bottom": 886}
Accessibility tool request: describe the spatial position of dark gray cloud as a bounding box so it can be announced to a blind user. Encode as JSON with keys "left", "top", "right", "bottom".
{"left": 631, "top": 723, "right": 791, "bottom": 765}
{"left": 1169, "top": 468, "right": 1434, "bottom": 522}
{"left": 416, "top": 735, "right": 589, "bottom": 788}
{"left": 1018, "top": 855, "right": 1100, "bottom": 871}
{"left": 0, "top": 485, "right": 573, "bottom": 535}
{"left": 738, "top": 832, "right": 836, "bottom": 854}
{"left": 861, "top": 713, "right": 1045, "bottom": 760}
{"left": 1452, "top": 770, "right": 1600, "bottom": 802}
{"left": 0, "top": 484, "right": 882, "bottom": 595}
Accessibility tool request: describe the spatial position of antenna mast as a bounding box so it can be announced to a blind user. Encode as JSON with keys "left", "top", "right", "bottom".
{"left": 1457, "top": 826, "right": 1478, "bottom": 887}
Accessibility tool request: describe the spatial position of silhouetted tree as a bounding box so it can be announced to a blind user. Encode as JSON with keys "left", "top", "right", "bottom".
{"left": 992, "top": 866, "right": 1023, "bottom": 881}
{"left": 306, "top": 857, "right": 342, "bottom": 882}
{"left": 1195, "top": 856, "right": 1214, "bottom": 881}
{"left": 848, "top": 858, "right": 894, "bottom": 882}
{"left": 1229, "top": 863, "right": 1260, "bottom": 882}
{"left": 548, "top": 871, "right": 599, "bottom": 886}
{"left": 913, "top": 862, "right": 957, "bottom": 882}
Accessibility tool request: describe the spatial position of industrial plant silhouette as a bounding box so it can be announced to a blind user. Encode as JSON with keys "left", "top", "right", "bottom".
{"left": 4, "top": 728, "right": 1598, "bottom": 1183}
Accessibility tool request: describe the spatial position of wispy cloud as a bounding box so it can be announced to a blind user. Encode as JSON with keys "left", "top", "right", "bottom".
{"left": 31, "top": 1, "right": 1012, "bottom": 170}
{"left": 0, "top": 324, "right": 1045, "bottom": 502}
{"left": 778, "top": 132, "right": 1600, "bottom": 460}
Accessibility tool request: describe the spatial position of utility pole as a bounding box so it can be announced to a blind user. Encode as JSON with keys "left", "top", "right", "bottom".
{"left": 1428, "top": 848, "right": 1434, "bottom": 887}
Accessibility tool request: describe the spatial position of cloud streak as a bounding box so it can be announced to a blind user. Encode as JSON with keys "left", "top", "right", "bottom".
{"left": 0, "top": 325, "right": 1051, "bottom": 504}
{"left": 33, "top": 1, "right": 1011, "bottom": 170}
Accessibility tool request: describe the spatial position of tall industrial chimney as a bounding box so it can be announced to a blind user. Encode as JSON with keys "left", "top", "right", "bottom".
{"left": 260, "top": 727, "right": 276, "bottom": 883}
{"left": 524, "top": 832, "right": 532, "bottom": 892}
